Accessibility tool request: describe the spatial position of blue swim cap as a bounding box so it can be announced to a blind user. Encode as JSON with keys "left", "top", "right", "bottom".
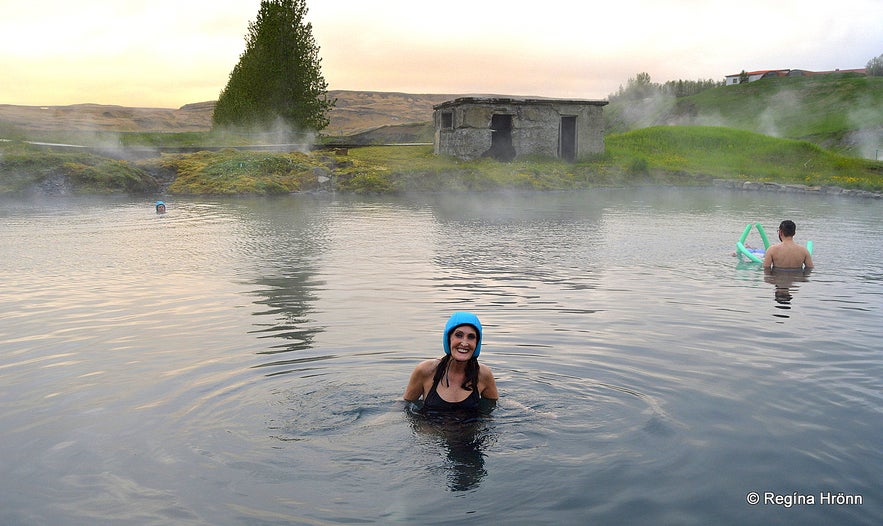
{"left": 155, "top": 201, "right": 165, "bottom": 207}
{"left": 443, "top": 311, "right": 483, "bottom": 357}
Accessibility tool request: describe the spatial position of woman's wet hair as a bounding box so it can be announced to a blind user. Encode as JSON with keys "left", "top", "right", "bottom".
{"left": 433, "top": 354, "right": 479, "bottom": 391}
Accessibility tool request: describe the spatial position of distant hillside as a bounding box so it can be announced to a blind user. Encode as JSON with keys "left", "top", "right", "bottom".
{"left": 323, "top": 90, "right": 454, "bottom": 135}
{"left": 0, "top": 102, "right": 215, "bottom": 134}
{"left": 0, "top": 91, "right": 454, "bottom": 138}
{"left": 606, "top": 73, "right": 883, "bottom": 158}
{"left": 3, "top": 78, "right": 880, "bottom": 157}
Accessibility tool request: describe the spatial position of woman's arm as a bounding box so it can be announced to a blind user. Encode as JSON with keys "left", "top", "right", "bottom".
{"left": 479, "top": 364, "right": 499, "bottom": 400}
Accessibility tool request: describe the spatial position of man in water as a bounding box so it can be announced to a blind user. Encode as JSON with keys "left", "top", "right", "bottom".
{"left": 763, "top": 220, "right": 813, "bottom": 270}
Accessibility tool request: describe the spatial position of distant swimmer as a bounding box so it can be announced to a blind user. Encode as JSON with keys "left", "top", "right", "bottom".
{"left": 763, "top": 220, "right": 813, "bottom": 270}
{"left": 403, "top": 312, "right": 498, "bottom": 414}
{"left": 155, "top": 201, "right": 166, "bottom": 214}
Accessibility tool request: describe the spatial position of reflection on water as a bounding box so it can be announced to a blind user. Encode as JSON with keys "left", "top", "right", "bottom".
{"left": 765, "top": 268, "right": 812, "bottom": 318}
{"left": 406, "top": 405, "right": 495, "bottom": 492}
{"left": 1, "top": 190, "right": 882, "bottom": 525}
{"left": 429, "top": 192, "right": 605, "bottom": 299}
{"left": 250, "top": 271, "right": 323, "bottom": 356}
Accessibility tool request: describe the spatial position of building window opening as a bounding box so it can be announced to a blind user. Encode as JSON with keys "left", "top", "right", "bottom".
{"left": 485, "top": 114, "right": 515, "bottom": 161}
{"left": 441, "top": 111, "right": 453, "bottom": 129}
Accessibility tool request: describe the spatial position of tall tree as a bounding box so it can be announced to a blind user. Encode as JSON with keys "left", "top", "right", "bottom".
{"left": 212, "top": 0, "right": 334, "bottom": 133}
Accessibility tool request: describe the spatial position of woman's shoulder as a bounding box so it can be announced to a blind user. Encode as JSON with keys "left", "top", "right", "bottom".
{"left": 413, "top": 358, "right": 441, "bottom": 376}
{"left": 478, "top": 362, "right": 495, "bottom": 378}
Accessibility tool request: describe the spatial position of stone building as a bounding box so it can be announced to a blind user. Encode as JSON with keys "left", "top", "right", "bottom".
{"left": 433, "top": 96, "right": 608, "bottom": 162}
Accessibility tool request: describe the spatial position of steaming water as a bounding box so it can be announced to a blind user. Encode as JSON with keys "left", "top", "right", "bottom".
{"left": 0, "top": 188, "right": 880, "bottom": 525}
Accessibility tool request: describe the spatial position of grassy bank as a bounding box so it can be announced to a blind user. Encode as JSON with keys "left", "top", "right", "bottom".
{"left": 2, "top": 126, "right": 881, "bottom": 196}
{"left": 605, "top": 74, "right": 883, "bottom": 157}
{"left": 0, "top": 140, "right": 159, "bottom": 194}
{"left": 676, "top": 74, "right": 883, "bottom": 144}
{"left": 607, "top": 126, "right": 881, "bottom": 190}
{"left": 335, "top": 126, "right": 882, "bottom": 193}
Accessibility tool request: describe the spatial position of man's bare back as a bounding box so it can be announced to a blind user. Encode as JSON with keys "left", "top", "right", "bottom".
{"left": 763, "top": 220, "right": 813, "bottom": 270}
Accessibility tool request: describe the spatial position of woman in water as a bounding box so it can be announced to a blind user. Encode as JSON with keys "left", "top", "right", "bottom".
{"left": 403, "top": 312, "right": 499, "bottom": 413}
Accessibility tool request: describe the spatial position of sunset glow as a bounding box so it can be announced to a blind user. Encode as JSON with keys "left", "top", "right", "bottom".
{"left": 0, "top": 0, "right": 880, "bottom": 107}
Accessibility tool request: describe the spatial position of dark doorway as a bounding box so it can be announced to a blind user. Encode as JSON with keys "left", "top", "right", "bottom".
{"left": 559, "top": 116, "right": 576, "bottom": 161}
{"left": 485, "top": 114, "right": 516, "bottom": 161}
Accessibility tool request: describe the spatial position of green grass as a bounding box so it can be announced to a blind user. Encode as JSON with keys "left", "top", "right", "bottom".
{"left": 606, "top": 74, "right": 883, "bottom": 157}
{"left": 340, "top": 128, "right": 881, "bottom": 193}
{"left": 0, "top": 141, "right": 158, "bottom": 194}
{"left": 4, "top": 125, "right": 880, "bottom": 196}
{"left": 682, "top": 74, "right": 883, "bottom": 138}
{"left": 604, "top": 126, "right": 882, "bottom": 190}
{"left": 157, "top": 149, "right": 338, "bottom": 195}
{"left": 343, "top": 146, "right": 601, "bottom": 193}
{"left": 5, "top": 73, "right": 883, "bottom": 199}
{"left": 0, "top": 126, "right": 298, "bottom": 149}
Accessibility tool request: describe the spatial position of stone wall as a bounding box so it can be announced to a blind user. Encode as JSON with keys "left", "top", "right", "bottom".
{"left": 712, "top": 179, "right": 882, "bottom": 199}
{"left": 434, "top": 97, "right": 607, "bottom": 161}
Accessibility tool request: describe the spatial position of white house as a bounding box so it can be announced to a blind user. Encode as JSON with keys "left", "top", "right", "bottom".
{"left": 725, "top": 69, "right": 790, "bottom": 85}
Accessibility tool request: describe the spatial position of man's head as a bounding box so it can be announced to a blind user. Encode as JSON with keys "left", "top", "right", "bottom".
{"left": 779, "top": 220, "right": 796, "bottom": 238}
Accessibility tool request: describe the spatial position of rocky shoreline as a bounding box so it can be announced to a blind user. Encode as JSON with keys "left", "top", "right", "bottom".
{"left": 713, "top": 179, "right": 882, "bottom": 199}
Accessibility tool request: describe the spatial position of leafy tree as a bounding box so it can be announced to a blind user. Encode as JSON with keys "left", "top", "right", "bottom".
{"left": 213, "top": 0, "right": 334, "bottom": 134}
{"left": 661, "top": 78, "right": 724, "bottom": 97}
{"left": 609, "top": 73, "right": 723, "bottom": 101}
{"left": 739, "top": 70, "right": 749, "bottom": 84}
{"left": 867, "top": 53, "right": 883, "bottom": 76}
{"left": 610, "top": 72, "right": 658, "bottom": 101}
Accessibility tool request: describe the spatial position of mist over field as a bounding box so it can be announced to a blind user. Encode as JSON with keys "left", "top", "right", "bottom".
{"left": 2, "top": 74, "right": 882, "bottom": 161}
{"left": 605, "top": 74, "right": 882, "bottom": 159}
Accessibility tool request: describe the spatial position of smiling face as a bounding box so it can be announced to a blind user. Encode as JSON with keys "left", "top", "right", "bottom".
{"left": 448, "top": 325, "right": 479, "bottom": 361}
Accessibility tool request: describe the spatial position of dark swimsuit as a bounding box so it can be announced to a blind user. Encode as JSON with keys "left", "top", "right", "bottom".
{"left": 422, "top": 375, "right": 480, "bottom": 413}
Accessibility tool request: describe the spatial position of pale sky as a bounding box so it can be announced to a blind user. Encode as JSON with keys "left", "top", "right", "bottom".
{"left": 1, "top": 0, "right": 880, "bottom": 108}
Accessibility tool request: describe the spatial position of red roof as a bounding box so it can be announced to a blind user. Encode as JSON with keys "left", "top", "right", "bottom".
{"left": 727, "top": 68, "right": 866, "bottom": 77}
{"left": 726, "top": 69, "right": 789, "bottom": 77}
